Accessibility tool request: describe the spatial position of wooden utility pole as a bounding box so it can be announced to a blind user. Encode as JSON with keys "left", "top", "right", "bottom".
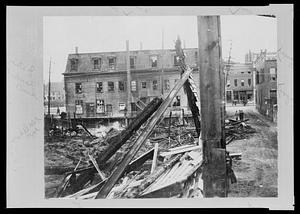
{"left": 197, "top": 16, "right": 227, "bottom": 197}
{"left": 161, "top": 29, "right": 165, "bottom": 95}
{"left": 47, "top": 58, "right": 52, "bottom": 117}
{"left": 126, "top": 40, "right": 131, "bottom": 123}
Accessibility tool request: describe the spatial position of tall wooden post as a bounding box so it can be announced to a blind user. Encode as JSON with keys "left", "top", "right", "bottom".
{"left": 126, "top": 40, "right": 131, "bottom": 123}
{"left": 47, "top": 58, "right": 52, "bottom": 117}
{"left": 197, "top": 16, "right": 227, "bottom": 197}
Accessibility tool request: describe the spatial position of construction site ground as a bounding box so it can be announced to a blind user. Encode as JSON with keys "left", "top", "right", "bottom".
{"left": 226, "top": 104, "right": 278, "bottom": 197}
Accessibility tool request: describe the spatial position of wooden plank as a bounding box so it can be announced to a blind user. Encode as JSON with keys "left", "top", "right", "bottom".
{"left": 88, "top": 154, "right": 106, "bottom": 180}
{"left": 95, "top": 66, "right": 194, "bottom": 199}
{"left": 197, "top": 16, "right": 227, "bottom": 197}
{"left": 175, "top": 37, "right": 201, "bottom": 137}
{"left": 160, "top": 145, "right": 202, "bottom": 157}
{"left": 150, "top": 143, "right": 159, "bottom": 174}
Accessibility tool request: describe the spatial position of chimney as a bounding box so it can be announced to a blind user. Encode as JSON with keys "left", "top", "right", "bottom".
{"left": 140, "top": 42, "right": 143, "bottom": 50}
{"left": 75, "top": 46, "right": 78, "bottom": 54}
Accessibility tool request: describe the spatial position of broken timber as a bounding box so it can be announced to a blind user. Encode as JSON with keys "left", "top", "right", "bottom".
{"left": 95, "top": 64, "right": 195, "bottom": 199}
{"left": 72, "top": 97, "right": 163, "bottom": 191}
{"left": 175, "top": 37, "right": 201, "bottom": 137}
{"left": 63, "top": 148, "right": 155, "bottom": 198}
{"left": 96, "top": 97, "right": 163, "bottom": 165}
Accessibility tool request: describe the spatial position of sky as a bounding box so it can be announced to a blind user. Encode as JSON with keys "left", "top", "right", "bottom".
{"left": 43, "top": 15, "right": 277, "bottom": 82}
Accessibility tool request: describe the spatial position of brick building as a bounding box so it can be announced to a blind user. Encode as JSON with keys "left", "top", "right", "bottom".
{"left": 225, "top": 62, "right": 254, "bottom": 103}
{"left": 63, "top": 47, "right": 200, "bottom": 120}
{"left": 254, "top": 50, "right": 277, "bottom": 122}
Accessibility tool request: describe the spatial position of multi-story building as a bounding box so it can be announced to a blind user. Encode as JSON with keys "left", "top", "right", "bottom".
{"left": 254, "top": 50, "right": 277, "bottom": 122}
{"left": 44, "top": 82, "right": 65, "bottom": 107}
{"left": 63, "top": 47, "right": 200, "bottom": 121}
{"left": 225, "top": 62, "right": 254, "bottom": 103}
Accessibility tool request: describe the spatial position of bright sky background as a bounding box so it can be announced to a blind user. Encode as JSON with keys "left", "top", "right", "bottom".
{"left": 43, "top": 15, "right": 277, "bottom": 82}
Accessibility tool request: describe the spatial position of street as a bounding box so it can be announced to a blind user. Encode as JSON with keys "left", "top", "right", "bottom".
{"left": 226, "top": 105, "right": 278, "bottom": 197}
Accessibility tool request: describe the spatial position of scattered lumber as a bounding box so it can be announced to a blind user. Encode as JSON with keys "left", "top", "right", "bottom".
{"left": 62, "top": 147, "right": 155, "bottom": 198}
{"left": 122, "top": 154, "right": 182, "bottom": 198}
{"left": 139, "top": 150, "right": 203, "bottom": 198}
{"left": 95, "top": 65, "right": 194, "bottom": 199}
{"left": 70, "top": 97, "right": 163, "bottom": 193}
{"left": 159, "top": 145, "right": 201, "bottom": 157}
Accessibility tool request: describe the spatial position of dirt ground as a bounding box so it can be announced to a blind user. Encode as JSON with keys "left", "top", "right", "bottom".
{"left": 226, "top": 104, "right": 278, "bottom": 197}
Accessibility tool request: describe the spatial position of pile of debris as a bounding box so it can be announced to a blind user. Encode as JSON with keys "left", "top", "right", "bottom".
{"left": 225, "top": 118, "right": 256, "bottom": 145}
{"left": 63, "top": 144, "right": 203, "bottom": 199}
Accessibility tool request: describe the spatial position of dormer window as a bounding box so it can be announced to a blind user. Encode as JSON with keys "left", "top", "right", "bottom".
{"left": 93, "top": 58, "right": 101, "bottom": 70}
{"left": 150, "top": 55, "right": 158, "bottom": 68}
{"left": 130, "top": 56, "right": 136, "bottom": 69}
{"left": 174, "top": 55, "right": 180, "bottom": 66}
{"left": 108, "top": 57, "right": 116, "bottom": 70}
{"left": 70, "top": 58, "right": 78, "bottom": 71}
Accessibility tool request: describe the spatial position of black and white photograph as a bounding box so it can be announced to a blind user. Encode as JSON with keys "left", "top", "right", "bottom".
{"left": 7, "top": 6, "right": 294, "bottom": 209}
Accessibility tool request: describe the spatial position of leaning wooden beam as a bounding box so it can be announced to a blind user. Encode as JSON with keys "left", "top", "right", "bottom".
{"left": 175, "top": 37, "right": 201, "bottom": 137}
{"left": 72, "top": 98, "right": 163, "bottom": 192}
{"left": 95, "top": 65, "right": 194, "bottom": 199}
{"left": 88, "top": 154, "right": 106, "bottom": 181}
{"left": 96, "top": 97, "right": 163, "bottom": 166}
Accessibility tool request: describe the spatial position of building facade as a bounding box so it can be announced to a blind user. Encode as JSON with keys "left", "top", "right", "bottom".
{"left": 254, "top": 50, "right": 277, "bottom": 122}
{"left": 44, "top": 82, "right": 65, "bottom": 107}
{"left": 225, "top": 62, "right": 254, "bottom": 103}
{"left": 63, "top": 48, "right": 200, "bottom": 120}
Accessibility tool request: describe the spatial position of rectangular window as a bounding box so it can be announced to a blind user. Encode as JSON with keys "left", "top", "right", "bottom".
{"left": 106, "top": 104, "right": 113, "bottom": 113}
{"left": 75, "top": 100, "right": 83, "bottom": 114}
{"left": 248, "top": 79, "right": 251, "bottom": 86}
{"left": 270, "top": 68, "right": 276, "bottom": 75}
{"left": 174, "top": 56, "right": 180, "bottom": 66}
{"left": 75, "top": 83, "right": 82, "bottom": 94}
{"left": 108, "top": 57, "right": 116, "bottom": 70}
{"left": 141, "top": 81, "right": 147, "bottom": 89}
{"left": 130, "top": 57, "right": 135, "bottom": 69}
{"left": 118, "top": 81, "right": 125, "bottom": 92}
{"left": 70, "top": 59, "right": 78, "bottom": 71}
{"left": 234, "top": 79, "right": 237, "bottom": 87}
{"left": 227, "top": 80, "right": 230, "bottom": 87}
{"left": 270, "top": 68, "right": 276, "bottom": 81}
{"left": 93, "top": 58, "right": 101, "bottom": 69}
{"left": 108, "top": 81, "right": 114, "bottom": 92}
{"left": 152, "top": 80, "right": 158, "bottom": 90}
{"left": 96, "top": 99, "right": 105, "bottom": 113}
{"left": 96, "top": 82, "right": 103, "bottom": 93}
{"left": 131, "top": 80, "right": 137, "bottom": 91}
{"left": 131, "top": 102, "right": 138, "bottom": 112}
{"left": 164, "top": 79, "right": 170, "bottom": 91}
{"left": 256, "top": 71, "right": 260, "bottom": 84}
{"left": 241, "top": 80, "right": 245, "bottom": 86}
{"left": 119, "top": 103, "right": 126, "bottom": 111}
{"left": 150, "top": 56, "right": 158, "bottom": 68}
